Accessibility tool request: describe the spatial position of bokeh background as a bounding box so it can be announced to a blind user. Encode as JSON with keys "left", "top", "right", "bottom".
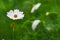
{"left": 0, "top": 0, "right": 60, "bottom": 40}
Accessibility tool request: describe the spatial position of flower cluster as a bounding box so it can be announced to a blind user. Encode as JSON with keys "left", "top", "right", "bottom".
{"left": 7, "top": 3, "right": 50, "bottom": 31}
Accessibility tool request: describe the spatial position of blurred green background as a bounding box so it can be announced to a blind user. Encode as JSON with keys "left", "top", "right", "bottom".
{"left": 0, "top": 0, "right": 60, "bottom": 40}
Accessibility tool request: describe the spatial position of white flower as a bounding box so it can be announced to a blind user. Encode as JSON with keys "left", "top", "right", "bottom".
{"left": 32, "top": 20, "right": 41, "bottom": 30}
{"left": 7, "top": 9, "right": 24, "bottom": 20}
{"left": 31, "top": 3, "right": 41, "bottom": 13}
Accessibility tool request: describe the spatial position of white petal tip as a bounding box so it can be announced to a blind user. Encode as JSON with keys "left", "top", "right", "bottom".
{"left": 31, "top": 3, "right": 41, "bottom": 13}
{"left": 32, "top": 20, "right": 41, "bottom": 30}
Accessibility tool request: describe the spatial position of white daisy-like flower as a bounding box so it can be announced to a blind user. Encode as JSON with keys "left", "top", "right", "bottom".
{"left": 7, "top": 9, "right": 24, "bottom": 20}
{"left": 32, "top": 20, "right": 41, "bottom": 30}
{"left": 31, "top": 3, "right": 41, "bottom": 13}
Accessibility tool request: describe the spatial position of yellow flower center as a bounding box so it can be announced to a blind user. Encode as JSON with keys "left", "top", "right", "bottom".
{"left": 14, "top": 14, "right": 17, "bottom": 18}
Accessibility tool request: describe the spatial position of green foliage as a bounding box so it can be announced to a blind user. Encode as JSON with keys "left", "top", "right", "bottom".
{"left": 0, "top": 0, "right": 60, "bottom": 40}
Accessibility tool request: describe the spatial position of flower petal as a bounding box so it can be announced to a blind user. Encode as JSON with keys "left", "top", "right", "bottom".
{"left": 18, "top": 14, "right": 24, "bottom": 19}
{"left": 14, "top": 9, "right": 20, "bottom": 14}
{"left": 31, "top": 3, "right": 41, "bottom": 13}
{"left": 32, "top": 20, "right": 41, "bottom": 30}
{"left": 19, "top": 12, "right": 24, "bottom": 15}
{"left": 7, "top": 10, "right": 14, "bottom": 19}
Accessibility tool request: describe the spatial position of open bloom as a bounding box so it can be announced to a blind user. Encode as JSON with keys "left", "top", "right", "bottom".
{"left": 32, "top": 20, "right": 41, "bottom": 30}
{"left": 7, "top": 9, "right": 24, "bottom": 20}
{"left": 31, "top": 3, "right": 41, "bottom": 13}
